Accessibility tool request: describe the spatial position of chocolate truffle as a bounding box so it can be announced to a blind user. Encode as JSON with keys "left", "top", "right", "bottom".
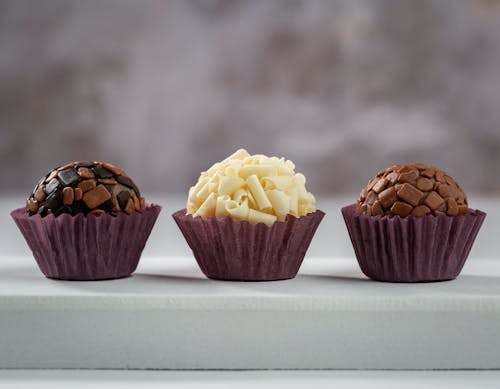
{"left": 357, "top": 163, "right": 468, "bottom": 217}
{"left": 26, "top": 161, "right": 145, "bottom": 217}
{"left": 173, "top": 148, "right": 324, "bottom": 281}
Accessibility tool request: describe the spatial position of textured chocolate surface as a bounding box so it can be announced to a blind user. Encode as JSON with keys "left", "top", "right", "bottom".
{"left": 26, "top": 161, "right": 145, "bottom": 217}
{"left": 357, "top": 163, "right": 468, "bottom": 217}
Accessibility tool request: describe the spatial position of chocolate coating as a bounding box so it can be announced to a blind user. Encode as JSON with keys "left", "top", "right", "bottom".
{"left": 26, "top": 161, "right": 145, "bottom": 217}
{"left": 357, "top": 163, "right": 468, "bottom": 217}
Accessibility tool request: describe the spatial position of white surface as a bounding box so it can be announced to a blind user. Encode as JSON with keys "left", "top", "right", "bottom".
{"left": 1, "top": 370, "right": 500, "bottom": 389}
{"left": 1, "top": 195, "right": 499, "bottom": 376}
{"left": 1, "top": 255, "right": 500, "bottom": 369}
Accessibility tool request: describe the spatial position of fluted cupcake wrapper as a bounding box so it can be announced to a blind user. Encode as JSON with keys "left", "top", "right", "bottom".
{"left": 341, "top": 204, "right": 486, "bottom": 282}
{"left": 11, "top": 205, "right": 161, "bottom": 281}
{"left": 173, "top": 209, "right": 325, "bottom": 281}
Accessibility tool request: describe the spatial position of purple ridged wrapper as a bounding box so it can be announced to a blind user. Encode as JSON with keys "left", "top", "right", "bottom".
{"left": 173, "top": 209, "right": 325, "bottom": 281}
{"left": 341, "top": 204, "right": 486, "bottom": 282}
{"left": 11, "top": 205, "right": 161, "bottom": 281}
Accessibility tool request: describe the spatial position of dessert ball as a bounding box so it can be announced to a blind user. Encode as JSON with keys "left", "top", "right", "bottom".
{"left": 26, "top": 161, "right": 145, "bottom": 217}
{"left": 357, "top": 163, "right": 468, "bottom": 217}
{"left": 174, "top": 148, "right": 324, "bottom": 281}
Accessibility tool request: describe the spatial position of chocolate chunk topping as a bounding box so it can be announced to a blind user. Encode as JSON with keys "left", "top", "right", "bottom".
{"left": 131, "top": 193, "right": 141, "bottom": 211}
{"left": 26, "top": 198, "right": 38, "bottom": 213}
{"left": 116, "top": 175, "right": 133, "bottom": 188}
{"left": 124, "top": 198, "right": 135, "bottom": 214}
{"left": 83, "top": 185, "right": 111, "bottom": 209}
{"left": 78, "top": 179, "right": 97, "bottom": 193}
{"left": 396, "top": 183, "right": 423, "bottom": 207}
{"left": 57, "top": 168, "right": 80, "bottom": 186}
{"left": 78, "top": 167, "right": 95, "bottom": 179}
{"left": 357, "top": 163, "right": 468, "bottom": 218}
{"left": 379, "top": 187, "right": 397, "bottom": 209}
{"left": 45, "top": 178, "right": 60, "bottom": 194}
{"left": 62, "top": 187, "right": 74, "bottom": 205}
{"left": 424, "top": 191, "right": 445, "bottom": 210}
{"left": 399, "top": 169, "right": 419, "bottom": 183}
{"left": 26, "top": 161, "right": 144, "bottom": 217}
{"left": 116, "top": 175, "right": 140, "bottom": 196}
{"left": 93, "top": 165, "right": 114, "bottom": 179}
{"left": 391, "top": 201, "right": 412, "bottom": 217}
{"left": 117, "top": 191, "right": 131, "bottom": 211}
{"left": 74, "top": 187, "right": 83, "bottom": 201}
{"left": 46, "top": 170, "right": 59, "bottom": 182}
{"left": 45, "top": 191, "right": 62, "bottom": 210}
{"left": 75, "top": 161, "right": 95, "bottom": 168}
{"left": 412, "top": 205, "right": 431, "bottom": 217}
{"left": 371, "top": 201, "right": 383, "bottom": 216}
{"left": 372, "top": 178, "right": 387, "bottom": 194}
{"left": 101, "top": 162, "right": 126, "bottom": 176}
{"left": 34, "top": 186, "right": 46, "bottom": 202}
{"left": 447, "top": 198, "right": 459, "bottom": 216}
{"left": 37, "top": 205, "right": 48, "bottom": 217}
{"left": 99, "top": 178, "right": 118, "bottom": 185}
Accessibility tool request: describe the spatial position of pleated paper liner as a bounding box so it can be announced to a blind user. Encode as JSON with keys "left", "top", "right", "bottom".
{"left": 11, "top": 205, "right": 161, "bottom": 281}
{"left": 341, "top": 204, "right": 486, "bottom": 282}
{"left": 173, "top": 209, "right": 325, "bottom": 281}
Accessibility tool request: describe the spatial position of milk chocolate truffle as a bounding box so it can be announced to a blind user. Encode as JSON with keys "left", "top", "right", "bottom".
{"left": 342, "top": 162, "right": 486, "bottom": 282}
{"left": 26, "top": 161, "right": 145, "bottom": 217}
{"left": 357, "top": 163, "right": 468, "bottom": 218}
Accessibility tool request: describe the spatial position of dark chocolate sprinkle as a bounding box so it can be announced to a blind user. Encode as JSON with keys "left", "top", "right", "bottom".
{"left": 93, "top": 166, "right": 114, "bottom": 179}
{"left": 99, "top": 199, "right": 114, "bottom": 212}
{"left": 57, "top": 168, "right": 81, "bottom": 186}
{"left": 45, "top": 178, "right": 60, "bottom": 194}
{"left": 55, "top": 206, "right": 72, "bottom": 217}
{"left": 116, "top": 175, "right": 134, "bottom": 189}
{"left": 45, "top": 190, "right": 63, "bottom": 210}
{"left": 117, "top": 191, "right": 131, "bottom": 211}
{"left": 75, "top": 161, "right": 95, "bottom": 168}
{"left": 116, "top": 175, "right": 140, "bottom": 197}
{"left": 37, "top": 205, "right": 48, "bottom": 217}
{"left": 33, "top": 177, "right": 45, "bottom": 194}
{"left": 71, "top": 201, "right": 88, "bottom": 215}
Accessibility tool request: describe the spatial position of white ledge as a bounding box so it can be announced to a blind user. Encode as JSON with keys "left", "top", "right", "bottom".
{"left": 1, "top": 256, "right": 500, "bottom": 369}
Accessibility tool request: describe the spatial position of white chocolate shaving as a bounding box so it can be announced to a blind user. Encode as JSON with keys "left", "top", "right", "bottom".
{"left": 186, "top": 148, "right": 316, "bottom": 225}
{"left": 247, "top": 174, "right": 272, "bottom": 210}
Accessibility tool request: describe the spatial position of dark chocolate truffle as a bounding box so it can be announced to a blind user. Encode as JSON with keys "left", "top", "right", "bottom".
{"left": 26, "top": 161, "right": 145, "bottom": 217}
{"left": 357, "top": 163, "right": 468, "bottom": 217}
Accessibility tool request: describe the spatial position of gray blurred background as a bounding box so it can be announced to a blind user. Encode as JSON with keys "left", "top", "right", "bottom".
{"left": 1, "top": 0, "right": 500, "bottom": 196}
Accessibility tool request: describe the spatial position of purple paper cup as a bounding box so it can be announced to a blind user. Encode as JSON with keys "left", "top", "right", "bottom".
{"left": 173, "top": 209, "right": 325, "bottom": 281}
{"left": 341, "top": 204, "right": 486, "bottom": 282}
{"left": 11, "top": 205, "right": 161, "bottom": 281}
